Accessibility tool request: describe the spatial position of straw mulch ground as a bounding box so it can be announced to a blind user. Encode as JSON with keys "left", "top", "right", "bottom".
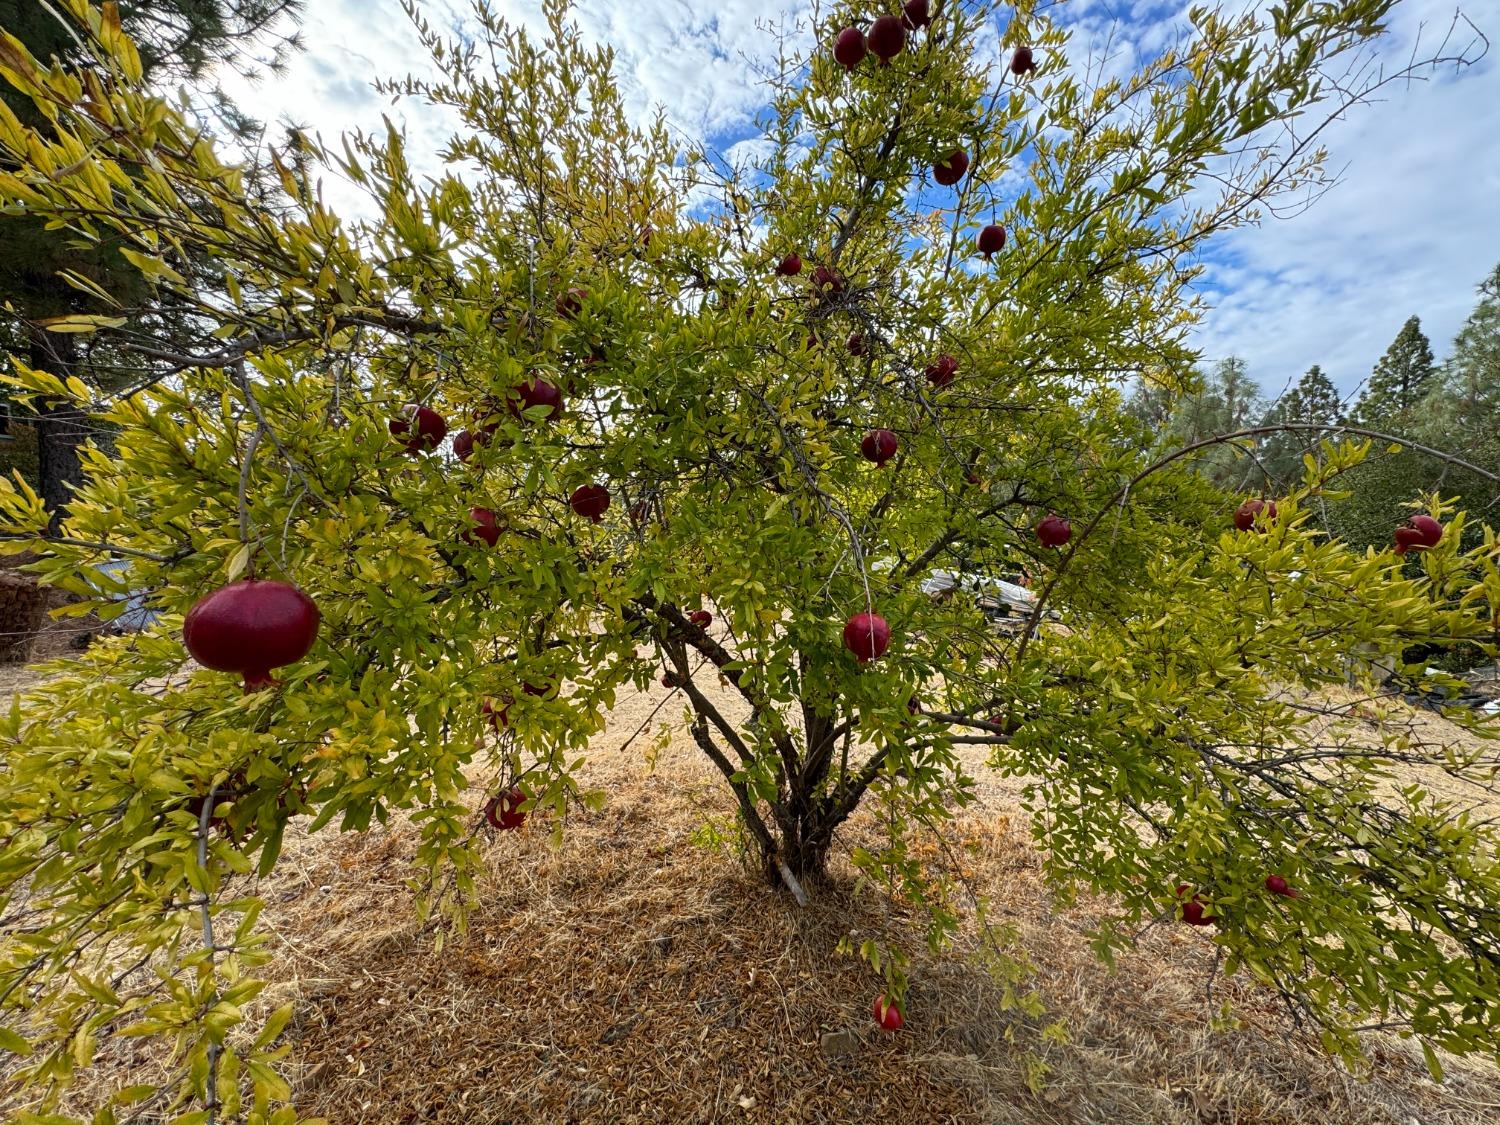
{"left": 6, "top": 673, "right": 1500, "bottom": 1123}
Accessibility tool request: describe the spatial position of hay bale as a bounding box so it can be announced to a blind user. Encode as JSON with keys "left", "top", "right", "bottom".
{"left": 0, "top": 570, "right": 49, "bottom": 663}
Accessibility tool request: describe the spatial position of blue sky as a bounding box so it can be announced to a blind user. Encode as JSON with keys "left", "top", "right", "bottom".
{"left": 214, "top": 0, "right": 1500, "bottom": 403}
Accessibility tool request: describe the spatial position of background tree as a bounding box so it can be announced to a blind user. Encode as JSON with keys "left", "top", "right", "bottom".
{"left": 1258, "top": 364, "right": 1343, "bottom": 487}
{"left": 0, "top": 0, "right": 303, "bottom": 524}
{"left": 0, "top": 2, "right": 1497, "bottom": 1121}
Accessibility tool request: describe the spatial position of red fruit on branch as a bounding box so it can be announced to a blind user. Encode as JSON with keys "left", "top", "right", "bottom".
{"left": 1233, "top": 498, "right": 1277, "bottom": 531}
{"left": 688, "top": 610, "right": 713, "bottom": 628}
{"left": 1407, "top": 514, "right": 1443, "bottom": 548}
{"left": 933, "top": 149, "right": 969, "bottom": 187}
{"left": 812, "top": 264, "right": 846, "bottom": 295}
{"left": 776, "top": 252, "right": 803, "bottom": 277}
{"left": 861, "top": 428, "right": 899, "bottom": 466}
{"left": 924, "top": 354, "right": 957, "bottom": 387}
{"left": 183, "top": 579, "right": 320, "bottom": 692}
{"left": 868, "top": 15, "right": 906, "bottom": 63}
{"left": 1010, "top": 45, "right": 1037, "bottom": 75}
{"left": 873, "top": 994, "right": 904, "bottom": 1031}
{"left": 902, "top": 0, "right": 931, "bottom": 30}
{"left": 834, "top": 27, "right": 867, "bottom": 70}
{"left": 1265, "top": 874, "right": 1298, "bottom": 898}
{"left": 906, "top": 695, "right": 922, "bottom": 716}
{"left": 464, "top": 507, "right": 502, "bottom": 547}
{"left": 556, "top": 287, "right": 587, "bottom": 318}
{"left": 389, "top": 404, "right": 448, "bottom": 454}
{"left": 847, "top": 331, "right": 867, "bottom": 357}
{"left": 522, "top": 681, "right": 552, "bottom": 699}
{"left": 482, "top": 698, "right": 509, "bottom": 732}
{"left": 1036, "top": 513, "right": 1072, "bottom": 548}
{"left": 508, "top": 378, "right": 563, "bottom": 422}
{"left": 1393, "top": 525, "right": 1426, "bottom": 555}
{"left": 1175, "top": 883, "right": 1214, "bottom": 926}
{"left": 964, "top": 471, "right": 982, "bottom": 486}
{"left": 569, "top": 483, "right": 611, "bottom": 523}
{"left": 843, "top": 611, "right": 891, "bottom": 663}
{"left": 485, "top": 786, "right": 528, "bottom": 831}
{"left": 977, "top": 224, "right": 1006, "bottom": 259}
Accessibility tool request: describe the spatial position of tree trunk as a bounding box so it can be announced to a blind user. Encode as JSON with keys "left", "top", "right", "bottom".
{"left": 28, "top": 331, "right": 86, "bottom": 533}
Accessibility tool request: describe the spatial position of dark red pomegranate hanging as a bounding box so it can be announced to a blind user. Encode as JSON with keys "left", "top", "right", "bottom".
{"left": 924, "top": 354, "right": 957, "bottom": 387}
{"left": 868, "top": 15, "right": 906, "bottom": 63}
{"left": 861, "top": 428, "right": 899, "bottom": 466}
{"left": 183, "top": 579, "right": 320, "bottom": 692}
{"left": 933, "top": 149, "right": 969, "bottom": 187}
{"left": 464, "top": 507, "right": 502, "bottom": 547}
{"left": 834, "top": 27, "right": 866, "bottom": 70}
{"left": 570, "top": 483, "right": 611, "bottom": 522}
{"left": 485, "top": 785, "right": 528, "bottom": 831}
{"left": 389, "top": 404, "right": 448, "bottom": 454}
{"left": 978, "top": 224, "right": 1006, "bottom": 259}
{"left": 508, "top": 378, "right": 564, "bottom": 422}
{"left": 843, "top": 611, "right": 891, "bottom": 663}
{"left": 1036, "top": 513, "right": 1072, "bottom": 548}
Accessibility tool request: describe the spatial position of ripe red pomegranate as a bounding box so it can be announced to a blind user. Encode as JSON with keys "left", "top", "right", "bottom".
{"left": 1264, "top": 874, "right": 1298, "bottom": 899}
{"left": 847, "top": 331, "right": 867, "bottom": 357}
{"left": 1393, "top": 525, "right": 1427, "bottom": 555}
{"left": 569, "top": 483, "right": 611, "bottom": 523}
{"left": 1011, "top": 45, "right": 1037, "bottom": 75}
{"left": 964, "top": 471, "right": 982, "bottom": 486}
{"left": 873, "top": 994, "right": 904, "bottom": 1031}
{"left": 805, "top": 331, "right": 822, "bottom": 351}
{"left": 1233, "top": 498, "right": 1277, "bottom": 531}
{"left": 556, "top": 287, "right": 587, "bottom": 318}
{"left": 464, "top": 507, "right": 501, "bottom": 547}
{"left": 1175, "top": 883, "right": 1214, "bottom": 926}
{"left": 522, "top": 680, "right": 552, "bottom": 699}
{"left": 1409, "top": 514, "right": 1443, "bottom": 546}
{"left": 834, "top": 27, "right": 866, "bottom": 70}
{"left": 183, "top": 579, "right": 320, "bottom": 692}
{"left": 508, "top": 378, "right": 563, "bottom": 421}
{"left": 452, "top": 428, "right": 492, "bottom": 462}
{"left": 924, "top": 354, "right": 957, "bottom": 387}
{"left": 812, "top": 264, "right": 846, "bottom": 295}
{"left": 868, "top": 15, "right": 905, "bottom": 62}
{"left": 977, "top": 224, "right": 1006, "bottom": 259}
{"left": 389, "top": 404, "right": 447, "bottom": 454}
{"left": 843, "top": 611, "right": 891, "bottom": 663}
{"left": 861, "top": 428, "right": 899, "bottom": 466}
{"left": 933, "top": 149, "right": 969, "bottom": 186}
{"left": 482, "top": 698, "right": 509, "bottom": 731}
{"left": 903, "top": 0, "right": 931, "bottom": 29}
{"left": 688, "top": 610, "right": 713, "bottom": 628}
{"left": 776, "top": 252, "right": 802, "bottom": 277}
{"left": 485, "top": 786, "right": 528, "bottom": 831}
{"left": 661, "top": 672, "right": 680, "bottom": 689}
{"left": 1036, "top": 513, "right": 1072, "bottom": 548}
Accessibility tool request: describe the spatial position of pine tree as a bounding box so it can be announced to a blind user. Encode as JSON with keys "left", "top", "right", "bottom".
{"left": 1349, "top": 315, "right": 1436, "bottom": 426}
{"left": 1259, "top": 365, "right": 1343, "bottom": 485}
{"left": 0, "top": 0, "right": 303, "bottom": 526}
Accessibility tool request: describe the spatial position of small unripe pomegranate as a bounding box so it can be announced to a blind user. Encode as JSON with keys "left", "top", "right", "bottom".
{"left": 1393, "top": 525, "right": 1426, "bottom": 555}
{"left": 485, "top": 785, "right": 528, "bottom": 831}
{"left": 464, "top": 507, "right": 502, "bottom": 547}
{"left": 902, "top": 0, "right": 931, "bottom": 29}
{"left": 1175, "top": 883, "right": 1214, "bottom": 926}
{"left": 861, "top": 428, "right": 899, "bottom": 466}
{"left": 389, "top": 404, "right": 448, "bottom": 454}
{"left": 873, "top": 994, "right": 904, "bottom": 1031}
{"left": 977, "top": 224, "right": 1006, "bottom": 259}
{"left": 1233, "top": 498, "right": 1277, "bottom": 531}
{"left": 569, "top": 483, "right": 611, "bottom": 523}
{"left": 868, "top": 15, "right": 906, "bottom": 63}
{"left": 834, "top": 27, "right": 866, "bottom": 70}
{"left": 843, "top": 611, "right": 891, "bottom": 663}
{"left": 183, "top": 579, "right": 320, "bottom": 692}
{"left": 776, "top": 252, "right": 803, "bottom": 277}
{"left": 1264, "top": 874, "right": 1298, "bottom": 898}
{"left": 924, "top": 354, "right": 957, "bottom": 387}
{"left": 812, "top": 264, "right": 846, "bottom": 295}
{"left": 688, "top": 610, "right": 713, "bottom": 628}
{"left": 933, "top": 149, "right": 969, "bottom": 187}
{"left": 847, "top": 331, "right": 867, "bottom": 357}
{"left": 556, "top": 287, "right": 587, "bottom": 318}
{"left": 1011, "top": 45, "right": 1037, "bottom": 75}
{"left": 1036, "top": 513, "right": 1072, "bottom": 548}
{"left": 508, "top": 378, "right": 563, "bottom": 421}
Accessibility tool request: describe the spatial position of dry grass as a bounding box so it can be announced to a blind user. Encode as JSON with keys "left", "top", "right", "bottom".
{"left": 5, "top": 672, "right": 1500, "bottom": 1123}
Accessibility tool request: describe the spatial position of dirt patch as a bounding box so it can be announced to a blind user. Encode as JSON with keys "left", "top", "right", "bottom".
{"left": 4, "top": 675, "right": 1500, "bottom": 1123}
